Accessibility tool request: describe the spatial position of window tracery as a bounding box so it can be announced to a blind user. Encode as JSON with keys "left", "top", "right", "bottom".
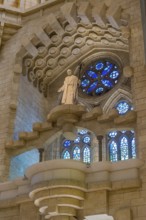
{"left": 80, "top": 59, "right": 120, "bottom": 96}
{"left": 115, "top": 100, "right": 133, "bottom": 115}
{"left": 61, "top": 129, "right": 91, "bottom": 163}
{"left": 108, "top": 130, "right": 136, "bottom": 162}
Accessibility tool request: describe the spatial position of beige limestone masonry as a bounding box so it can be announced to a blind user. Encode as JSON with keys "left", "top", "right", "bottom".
{"left": 0, "top": 0, "right": 145, "bottom": 219}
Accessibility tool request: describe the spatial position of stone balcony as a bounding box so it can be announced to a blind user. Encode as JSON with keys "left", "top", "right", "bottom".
{"left": 0, "top": 159, "right": 143, "bottom": 219}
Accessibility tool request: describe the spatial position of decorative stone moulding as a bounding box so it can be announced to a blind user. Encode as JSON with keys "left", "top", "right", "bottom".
{"left": 0, "top": 159, "right": 143, "bottom": 219}
{"left": 19, "top": 0, "right": 130, "bottom": 97}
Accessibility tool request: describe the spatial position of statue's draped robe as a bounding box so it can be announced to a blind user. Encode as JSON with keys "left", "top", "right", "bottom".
{"left": 61, "top": 75, "right": 78, "bottom": 104}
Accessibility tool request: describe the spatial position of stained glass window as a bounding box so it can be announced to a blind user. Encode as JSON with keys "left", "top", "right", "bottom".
{"left": 109, "top": 131, "right": 117, "bottom": 138}
{"left": 63, "top": 140, "right": 71, "bottom": 147}
{"left": 83, "top": 136, "right": 91, "bottom": 144}
{"left": 115, "top": 100, "right": 133, "bottom": 115}
{"left": 83, "top": 146, "right": 90, "bottom": 163}
{"left": 74, "top": 136, "right": 80, "bottom": 143}
{"left": 80, "top": 59, "right": 120, "bottom": 96}
{"left": 108, "top": 130, "right": 136, "bottom": 162}
{"left": 120, "top": 136, "right": 129, "bottom": 160}
{"left": 109, "top": 141, "right": 118, "bottom": 162}
{"left": 63, "top": 150, "right": 70, "bottom": 159}
{"left": 73, "top": 146, "right": 80, "bottom": 160}
{"left": 61, "top": 129, "right": 91, "bottom": 163}
{"left": 131, "top": 137, "right": 136, "bottom": 158}
{"left": 79, "top": 129, "right": 88, "bottom": 135}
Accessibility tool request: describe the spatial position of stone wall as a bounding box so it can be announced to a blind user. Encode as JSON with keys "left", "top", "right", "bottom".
{"left": 13, "top": 75, "right": 48, "bottom": 140}
{"left": 0, "top": 0, "right": 146, "bottom": 219}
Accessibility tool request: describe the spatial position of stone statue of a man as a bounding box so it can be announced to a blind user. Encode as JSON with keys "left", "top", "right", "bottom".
{"left": 58, "top": 69, "right": 79, "bottom": 105}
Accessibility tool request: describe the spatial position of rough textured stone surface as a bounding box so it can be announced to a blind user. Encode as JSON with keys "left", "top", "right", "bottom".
{"left": 0, "top": 0, "right": 145, "bottom": 220}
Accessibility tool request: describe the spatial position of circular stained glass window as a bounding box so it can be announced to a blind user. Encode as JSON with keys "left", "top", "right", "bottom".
{"left": 80, "top": 59, "right": 120, "bottom": 96}
{"left": 83, "top": 136, "right": 91, "bottom": 144}
{"left": 116, "top": 100, "right": 132, "bottom": 115}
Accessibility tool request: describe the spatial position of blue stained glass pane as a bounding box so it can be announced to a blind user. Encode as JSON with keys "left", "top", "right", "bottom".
{"left": 108, "top": 130, "right": 136, "bottom": 162}
{"left": 87, "top": 70, "right": 98, "bottom": 79}
{"left": 74, "top": 136, "right": 80, "bottom": 143}
{"left": 83, "top": 146, "right": 90, "bottom": 163}
{"left": 73, "top": 146, "right": 80, "bottom": 160}
{"left": 63, "top": 140, "right": 71, "bottom": 147}
{"left": 80, "top": 60, "right": 120, "bottom": 96}
{"left": 79, "top": 129, "right": 88, "bottom": 135}
{"left": 83, "top": 136, "right": 91, "bottom": 144}
{"left": 120, "top": 136, "right": 129, "bottom": 160}
{"left": 132, "top": 137, "right": 136, "bottom": 158}
{"left": 96, "top": 87, "right": 104, "bottom": 94}
{"left": 109, "top": 131, "right": 117, "bottom": 138}
{"left": 101, "top": 64, "right": 113, "bottom": 76}
{"left": 116, "top": 101, "right": 130, "bottom": 115}
{"left": 110, "top": 141, "right": 118, "bottom": 162}
{"left": 63, "top": 150, "right": 70, "bottom": 159}
{"left": 81, "top": 79, "right": 90, "bottom": 88}
{"left": 110, "top": 71, "right": 119, "bottom": 79}
{"left": 87, "top": 82, "right": 98, "bottom": 93}
{"left": 101, "top": 79, "right": 113, "bottom": 88}
{"left": 96, "top": 62, "right": 104, "bottom": 70}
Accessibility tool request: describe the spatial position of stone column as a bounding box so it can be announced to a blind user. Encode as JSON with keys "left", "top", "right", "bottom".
{"left": 97, "top": 135, "right": 103, "bottom": 161}
{"left": 38, "top": 148, "right": 44, "bottom": 162}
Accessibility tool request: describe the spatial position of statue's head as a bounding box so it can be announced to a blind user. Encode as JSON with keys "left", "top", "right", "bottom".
{"left": 67, "top": 69, "right": 72, "bottom": 76}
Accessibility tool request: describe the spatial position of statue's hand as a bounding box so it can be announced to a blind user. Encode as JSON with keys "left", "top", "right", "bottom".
{"left": 58, "top": 86, "right": 64, "bottom": 92}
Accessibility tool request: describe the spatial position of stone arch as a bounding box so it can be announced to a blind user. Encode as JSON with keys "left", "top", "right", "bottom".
{"left": 103, "top": 88, "right": 132, "bottom": 113}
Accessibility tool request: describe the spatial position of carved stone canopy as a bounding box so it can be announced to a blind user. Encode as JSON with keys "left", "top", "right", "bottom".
{"left": 21, "top": 1, "right": 130, "bottom": 97}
